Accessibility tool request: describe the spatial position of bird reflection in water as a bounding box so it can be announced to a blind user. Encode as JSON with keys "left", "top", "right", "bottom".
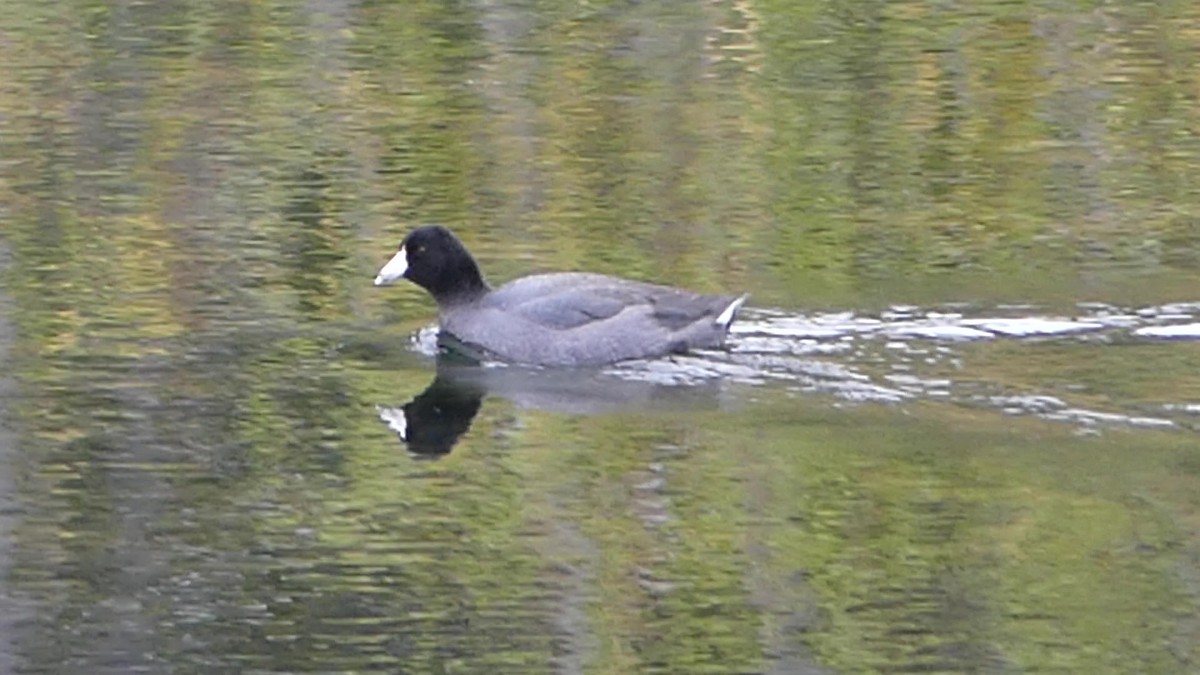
{"left": 377, "top": 373, "right": 485, "bottom": 459}
{"left": 377, "top": 354, "right": 732, "bottom": 458}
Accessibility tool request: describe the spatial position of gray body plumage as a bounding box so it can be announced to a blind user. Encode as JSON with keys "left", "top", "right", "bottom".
{"left": 439, "top": 272, "right": 744, "bottom": 367}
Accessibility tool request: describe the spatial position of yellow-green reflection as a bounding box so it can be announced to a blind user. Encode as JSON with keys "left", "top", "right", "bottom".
{"left": 1, "top": 0, "right": 1200, "bottom": 672}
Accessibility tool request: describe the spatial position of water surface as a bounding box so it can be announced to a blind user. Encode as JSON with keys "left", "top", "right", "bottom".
{"left": 2, "top": 0, "right": 1200, "bottom": 672}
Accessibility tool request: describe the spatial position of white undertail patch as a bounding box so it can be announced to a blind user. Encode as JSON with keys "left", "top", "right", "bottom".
{"left": 715, "top": 294, "right": 748, "bottom": 327}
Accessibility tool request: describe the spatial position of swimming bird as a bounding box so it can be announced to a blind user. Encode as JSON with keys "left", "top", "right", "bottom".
{"left": 374, "top": 225, "right": 745, "bottom": 367}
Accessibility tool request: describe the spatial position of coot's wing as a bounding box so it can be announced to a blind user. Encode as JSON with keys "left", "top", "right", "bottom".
{"left": 486, "top": 272, "right": 736, "bottom": 333}
{"left": 502, "top": 287, "right": 636, "bottom": 330}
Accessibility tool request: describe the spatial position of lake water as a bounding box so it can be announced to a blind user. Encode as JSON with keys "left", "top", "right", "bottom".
{"left": 2, "top": 1, "right": 1200, "bottom": 672}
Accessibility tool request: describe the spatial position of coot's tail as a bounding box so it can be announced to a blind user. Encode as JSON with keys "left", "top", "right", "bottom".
{"left": 715, "top": 294, "right": 748, "bottom": 329}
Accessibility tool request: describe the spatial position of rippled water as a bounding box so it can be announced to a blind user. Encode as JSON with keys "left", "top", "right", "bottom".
{"left": 3, "top": 1, "right": 1200, "bottom": 673}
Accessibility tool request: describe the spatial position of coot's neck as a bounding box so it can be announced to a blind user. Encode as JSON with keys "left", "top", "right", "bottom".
{"left": 428, "top": 256, "right": 490, "bottom": 307}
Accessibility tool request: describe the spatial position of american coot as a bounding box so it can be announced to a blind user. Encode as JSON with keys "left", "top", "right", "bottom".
{"left": 374, "top": 225, "right": 746, "bottom": 367}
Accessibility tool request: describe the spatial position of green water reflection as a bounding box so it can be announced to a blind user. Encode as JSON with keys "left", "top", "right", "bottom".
{"left": 2, "top": 0, "right": 1200, "bottom": 672}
